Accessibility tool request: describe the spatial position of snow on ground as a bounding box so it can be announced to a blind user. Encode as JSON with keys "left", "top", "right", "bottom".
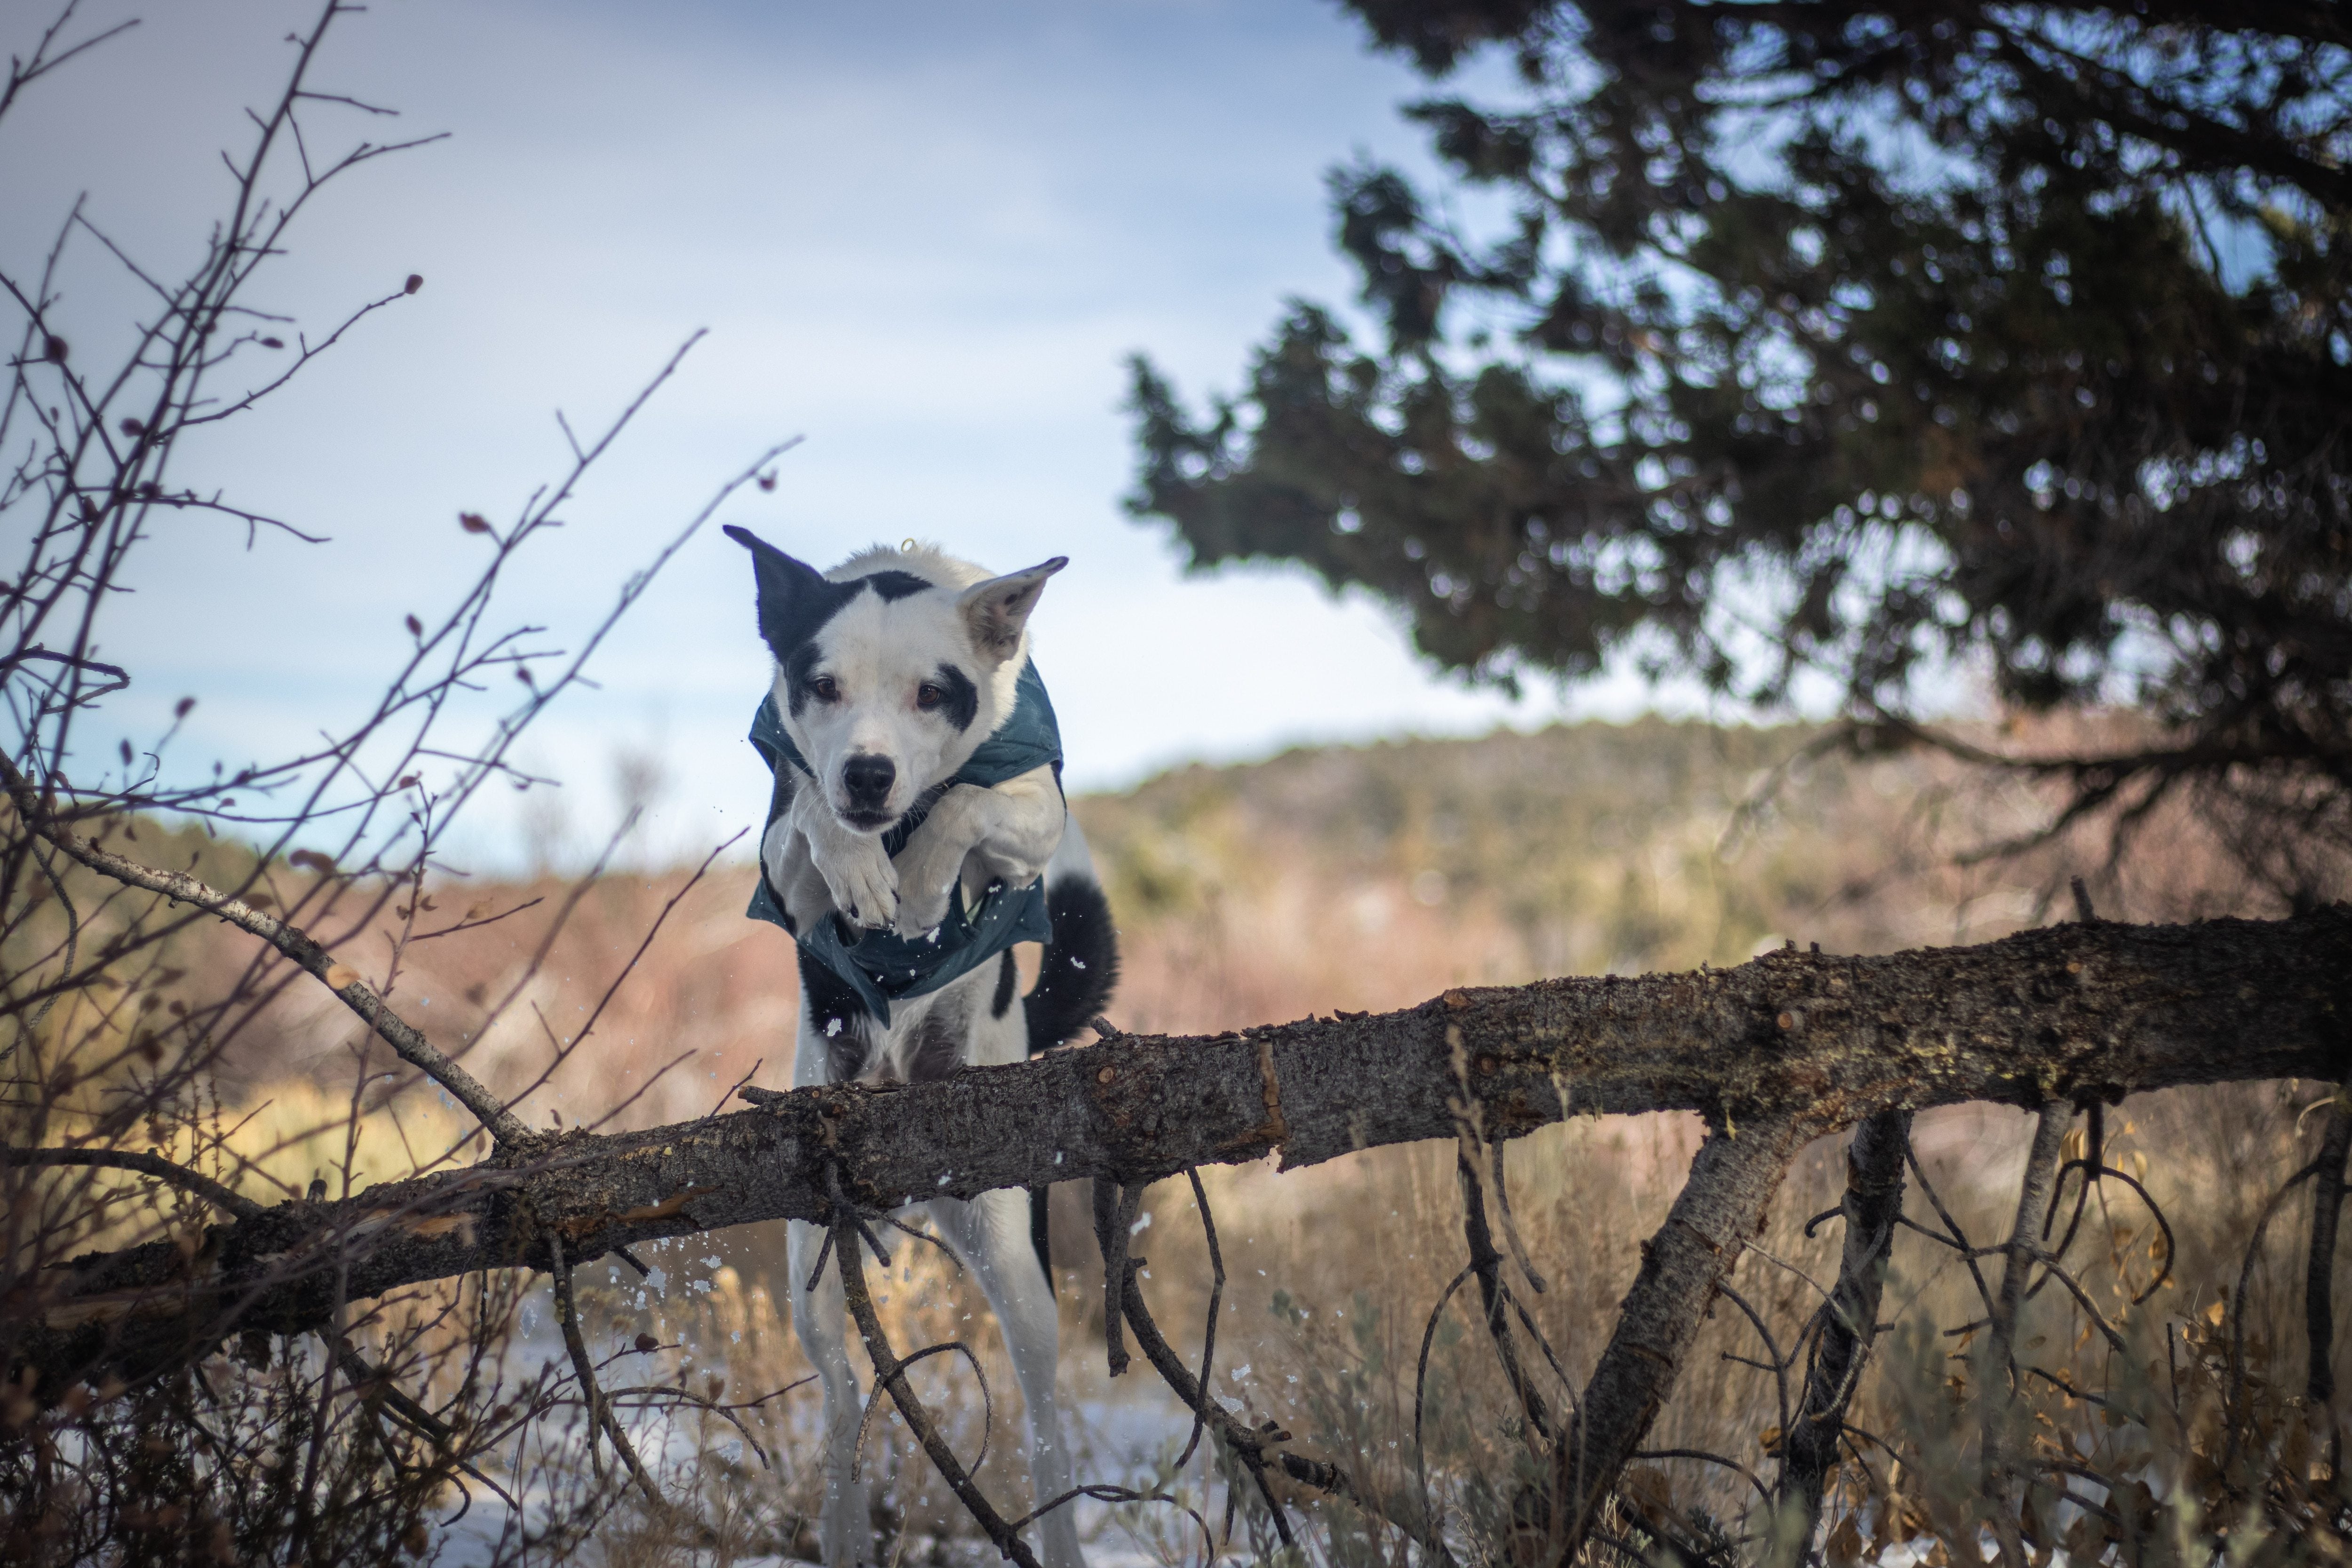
{"left": 434, "top": 1309, "right": 1224, "bottom": 1566}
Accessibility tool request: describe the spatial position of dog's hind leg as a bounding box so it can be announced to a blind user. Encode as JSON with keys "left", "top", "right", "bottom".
{"left": 931, "top": 1188, "right": 1087, "bottom": 1568}
{"left": 788, "top": 1216, "right": 875, "bottom": 1566}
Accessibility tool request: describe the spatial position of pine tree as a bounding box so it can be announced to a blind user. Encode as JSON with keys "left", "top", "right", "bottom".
{"left": 1127, "top": 2, "right": 2350, "bottom": 890}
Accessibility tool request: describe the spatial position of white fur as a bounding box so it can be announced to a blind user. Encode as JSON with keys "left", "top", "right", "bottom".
{"left": 760, "top": 542, "right": 1065, "bottom": 938}
{"left": 749, "top": 540, "right": 1086, "bottom": 1568}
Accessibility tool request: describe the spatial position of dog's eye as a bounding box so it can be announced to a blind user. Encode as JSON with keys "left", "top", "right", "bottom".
{"left": 810, "top": 676, "right": 839, "bottom": 703}
{"left": 915, "top": 683, "right": 942, "bottom": 710}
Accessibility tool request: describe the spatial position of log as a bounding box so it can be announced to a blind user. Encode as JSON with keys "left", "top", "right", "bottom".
{"left": 10, "top": 907, "right": 2351, "bottom": 1393}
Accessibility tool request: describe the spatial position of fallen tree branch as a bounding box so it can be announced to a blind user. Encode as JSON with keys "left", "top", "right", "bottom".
{"left": 10, "top": 907, "right": 2352, "bottom": 1397}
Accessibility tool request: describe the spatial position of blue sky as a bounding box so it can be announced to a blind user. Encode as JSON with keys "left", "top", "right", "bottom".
{"left": 4, "top": 0, "right": 1731, "bottom": 870}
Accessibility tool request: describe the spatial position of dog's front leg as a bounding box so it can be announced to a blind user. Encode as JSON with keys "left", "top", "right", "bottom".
{"left": 792, "top": 786, "right": 898, "bottom": 929}
{"left": 788, "top": 1217, "right": 876, "bottom": 1566}
{"left": 761, "top": 811, "right": 842, "bottom": 936}
{"left": 890, "top": 764, "right": 1063, "bottom": 939}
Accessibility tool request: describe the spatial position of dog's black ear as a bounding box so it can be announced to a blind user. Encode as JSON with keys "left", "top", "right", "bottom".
{"left": 725, "top": 525, "right": 850, "bottom": 656}
{"left": 958, "top": 557, "right": 1066, "bottom": 664}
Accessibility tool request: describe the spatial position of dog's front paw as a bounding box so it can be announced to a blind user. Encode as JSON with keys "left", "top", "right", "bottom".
{"left": 890, "top": 873, "right": 960, "bottom": 941}
{"left": 890, "top": 820, "right": 970, "bottom": 940}
{"left": 807, "top": 825, "right": 898, "bottom": 930}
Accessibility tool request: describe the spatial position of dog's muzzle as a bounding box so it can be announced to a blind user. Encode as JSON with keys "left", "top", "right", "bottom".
{"left": 839, "top": 753, "right": 897, "bottom": 829}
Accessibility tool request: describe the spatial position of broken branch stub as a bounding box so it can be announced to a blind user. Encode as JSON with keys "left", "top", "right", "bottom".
{"left": 1768, "top": 1107, "right": 1912, "bottom": 1568}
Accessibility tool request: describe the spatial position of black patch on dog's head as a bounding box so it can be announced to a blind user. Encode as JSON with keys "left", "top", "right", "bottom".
{"left": 795, "top": 944, "right": 872, "bottom": 1082}
{"left": 726, "top": 525, "right": 858, "bottom": 660}
{"left": 783, "top": 642, "right": 828, "bottom": 720}
{"left": 931, "top": 663, "right": 978, "bottom": 733}
{"left": 851, "top": 569, "right": 933, "bottom": 602}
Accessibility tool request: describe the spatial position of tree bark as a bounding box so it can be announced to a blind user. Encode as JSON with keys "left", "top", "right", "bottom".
{"left": 1768, "top": 1107, "right": 1912, "bottom": 1568}
{"left": 9, "top": 907, "right": 2351, "bottom": 1394}
{"left": 1984, "top": 1106, "right": 2071, "bottom": 1568}
{"left": 1551, "top": 1113, "right": 1810, "bottom": 1563}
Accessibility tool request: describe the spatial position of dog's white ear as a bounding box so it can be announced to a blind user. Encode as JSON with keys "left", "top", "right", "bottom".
{"left": 958, "top": 557, "right": 1066, "bottom": 664}
{"left": 725, "top": 524, "right": 848, "bottom": 657}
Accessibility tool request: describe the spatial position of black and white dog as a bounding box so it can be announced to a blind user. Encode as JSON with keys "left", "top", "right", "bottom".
{"left": 725, "top": 525, "right": 1115, "bottom": 1568}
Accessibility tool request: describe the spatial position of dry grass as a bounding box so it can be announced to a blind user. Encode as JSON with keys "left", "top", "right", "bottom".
{"left": 37, "top": 715, "right": 2335, "bottom": 1563}
{"left": 1103, "top": 1083, "right": 2351, "bottom": 1567}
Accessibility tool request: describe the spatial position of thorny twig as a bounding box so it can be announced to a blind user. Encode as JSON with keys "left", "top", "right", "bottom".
{"left": 0, "top": 1, "right": 831, "bottom": 1555}
{"left": 2, "top": 1142, "right": 261, "bottom": 1219}
{"left": 406, "top": 894, "right": 544, "bottom": 942}
{"left": 2307, "top": 1092, "right": 2352, "bottom": 1452}
{"left": 1095, "top": 1177, "right": 1146, "bottom": 1376}
{"left": 851, "top": 1340, "right": 992, "bottom": 1484}
{"left": 0, "top": 4, "right": 139, "bottom": 123}
{"left": 1456, "top": 1133, "right": 1556, "bottom": 1446}
{"left": 2229, "top": 1155, "right": 2328, "bottom": 1466}
{"left": 499, "top": 828, "right": 747, "bottom": 1128}
{"left": 1177, "top": 1166, "right": 1223, "bottom": 1470}
{"left": 1985, "top": 1105, "right": 2070, "bottom": 1568}
{"left": 828, "top": 1190, "right": 1046, "bottom": 1568}
{"left": 0, "top": 750, "right": 537, "bottom": 1146}
{"left": 2031, "top": 1102, "right": 2104, "bottom": 1294}
{"left": 548, "top": 1235, "right": 671, "bottom": 1513}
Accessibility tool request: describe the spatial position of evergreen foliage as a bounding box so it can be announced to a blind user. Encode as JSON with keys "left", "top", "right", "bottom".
{"left": 1126, "top": 2, "right": 2351, "bottom": 839}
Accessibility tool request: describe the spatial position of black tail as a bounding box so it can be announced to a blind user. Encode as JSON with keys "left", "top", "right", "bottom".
{"left": 1025, "top": 874, "right": 1119, "bottom": 1291}
{"left": 1024, "top": 876, "right": 1119, "bottom": 1057}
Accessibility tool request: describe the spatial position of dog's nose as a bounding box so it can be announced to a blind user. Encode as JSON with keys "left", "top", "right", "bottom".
{"left": 842, "top": 754, "right": 895, "bottom": 809}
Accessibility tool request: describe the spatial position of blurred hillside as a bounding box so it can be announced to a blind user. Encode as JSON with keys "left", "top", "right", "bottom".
{"left": 162, "top": 712, "right": 2280, "bottom": 1144}
{"left": 1079, "top": 713, "right": 2264, "bottom": 1037}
